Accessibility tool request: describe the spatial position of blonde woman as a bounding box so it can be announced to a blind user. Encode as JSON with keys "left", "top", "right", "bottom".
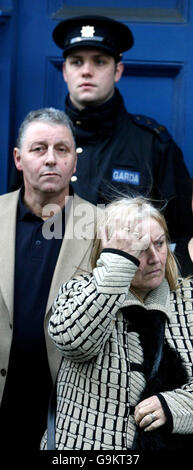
{"left": 41, "top": 196, "right": 193, "bottom": 451}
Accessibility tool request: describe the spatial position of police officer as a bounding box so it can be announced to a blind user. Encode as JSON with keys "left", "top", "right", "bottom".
{"left": 51, "top": 15, "right": 192, "bottom": 242}
{"left": 9, "top": 15, "right": 192, "bottom": 241}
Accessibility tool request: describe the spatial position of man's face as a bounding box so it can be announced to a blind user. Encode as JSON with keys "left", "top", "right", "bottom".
{"left": 14, "top": 122, "right": 77, "bottom": 198}
{"left": 63, "top": 48, "right": 124, "bottom": 110}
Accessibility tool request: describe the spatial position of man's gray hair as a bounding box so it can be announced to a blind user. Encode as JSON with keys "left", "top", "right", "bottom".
{"left": 16, "top": 107, "right": 76, "bottom": 148}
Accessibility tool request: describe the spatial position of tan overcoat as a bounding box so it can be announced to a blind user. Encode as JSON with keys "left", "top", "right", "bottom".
{"left": 0, "top": 189, "right": 101, "bottom": 403}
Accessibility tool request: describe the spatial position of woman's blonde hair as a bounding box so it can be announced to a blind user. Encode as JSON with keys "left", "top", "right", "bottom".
{"left": 91, "top": 196, "right": 179, "bottom": 291}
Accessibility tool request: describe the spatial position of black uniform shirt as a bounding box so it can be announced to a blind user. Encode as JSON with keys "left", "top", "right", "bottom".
{"left": 66, "top": 89, "right": 192, "bottom": 241}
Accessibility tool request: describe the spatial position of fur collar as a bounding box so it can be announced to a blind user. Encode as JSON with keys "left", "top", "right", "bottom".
{"left": 123, "top": 278, "right": 172, "bottom": 321}
{"left": 122, "top": 300, "right": 191, "bottom": 451}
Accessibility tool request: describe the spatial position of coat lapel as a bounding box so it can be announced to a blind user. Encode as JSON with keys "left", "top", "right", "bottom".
{"left": 46, "top": 194, "right": 96, "bottom": 315}
{"left": 0, "top": 191, "right": 19, "bottom": 321}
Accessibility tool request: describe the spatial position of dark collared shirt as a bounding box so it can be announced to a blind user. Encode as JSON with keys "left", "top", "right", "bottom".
{"left": 0, "top": 189, "right": 66, "bottom": 449}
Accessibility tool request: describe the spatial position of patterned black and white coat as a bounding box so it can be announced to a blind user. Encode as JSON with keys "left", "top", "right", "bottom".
{"left": 41, "top": 250, "right": 193, "bottom": 450}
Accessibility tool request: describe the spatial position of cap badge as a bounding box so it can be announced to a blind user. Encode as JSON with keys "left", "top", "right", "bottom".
{"left": 80, "top": 25, "right": 95, "bottom": 38}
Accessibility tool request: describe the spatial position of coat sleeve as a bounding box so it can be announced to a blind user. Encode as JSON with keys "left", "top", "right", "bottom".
{"left": 48, "top": 250, "right": 138, "bottom": 362}
{"left": 159, "top": 282, "right": 193, "bottom": 434}
{"left": 159, "top": 380, "right": 193, "bottom": 435}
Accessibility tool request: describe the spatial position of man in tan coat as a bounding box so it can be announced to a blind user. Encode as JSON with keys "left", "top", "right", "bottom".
{"left": 0, "top": 107, "right": 101, "bottom": 449}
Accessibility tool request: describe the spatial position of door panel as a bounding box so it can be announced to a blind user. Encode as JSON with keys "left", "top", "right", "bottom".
{"left": 0, "top": 3, "right": 14, "bottom": 194}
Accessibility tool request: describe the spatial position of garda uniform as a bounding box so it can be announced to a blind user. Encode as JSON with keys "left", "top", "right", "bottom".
{"left": 53, "top": 15, "right": 192, "bottom": 242}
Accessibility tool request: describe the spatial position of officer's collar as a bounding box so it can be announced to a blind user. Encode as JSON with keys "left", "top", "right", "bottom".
{"left": 65, "top": 88, "right": 124, "bottom": 127}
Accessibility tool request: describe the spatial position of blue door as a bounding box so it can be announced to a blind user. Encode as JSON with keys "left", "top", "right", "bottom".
{"left": 0, "top": 0, "right": 193, "bottom": 194}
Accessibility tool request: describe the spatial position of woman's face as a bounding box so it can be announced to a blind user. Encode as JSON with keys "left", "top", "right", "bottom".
{"left": 131, "top": 218, "right": 168, "bottom": 297}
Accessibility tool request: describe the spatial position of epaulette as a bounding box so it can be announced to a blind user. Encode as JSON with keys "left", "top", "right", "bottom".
{"left": 131, "top": 114, "right": 171, "bottom": 143}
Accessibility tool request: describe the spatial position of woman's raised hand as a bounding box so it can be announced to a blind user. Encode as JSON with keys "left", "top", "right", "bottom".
{"left": 100, "top": 215, "right": 150, "bottom": 259}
